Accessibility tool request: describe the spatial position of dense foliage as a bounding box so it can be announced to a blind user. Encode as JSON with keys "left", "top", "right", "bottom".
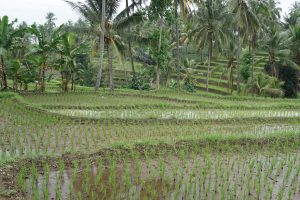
{"left": 0, "top": 0, "right": 300, "bottom": 98}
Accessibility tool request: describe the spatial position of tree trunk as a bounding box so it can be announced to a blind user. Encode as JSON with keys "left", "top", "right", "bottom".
{"left": 175, "top": 0, "right": 180, "bottom": 87}
{"left": 251, "top": 32, "right": 257, "bottom": 89}
{"left": 39, "top": 63, "right": 46, "bottom": 92}
{"left": 24, "top": 83, "right": 28, "bottom": 91}
{"left": 108, "top": 45, "right": 114, "bottom": 91}
{"left": 237, "top": 28, "right": 241, "bottom": 94}
{"left": 269, "top": 53, "right": 276, "bottom": 77}
{"left": 95, "top": 0, "right": 106, "bottom": 91}
{"left": 13, "top": 76, "right": 17, "bottom": 91}
{"left": 126, "top": 0, "right": 137, "bottom": 85}
{"left": 251, "top": 46, "right": 255, "bottom": 85}
{"left": 71, "top": 74, "right": 75, "bottom": 91}
{"left": 63, "top": 73, "right": 69, "bottom": 92}
{"left": 206, "top": 33, "right": 213, "bottom": 93}
{"left": 0, "top": 55, "right": 8, "bottom": 90}
{"left": 227, "top": 60, "right": 232, "bottom": 94}
{"left": 157, "top": 16, "right": 163, "bottom": 90}
{"left": 61, "top": 72, "right": 64, "bottom": 90}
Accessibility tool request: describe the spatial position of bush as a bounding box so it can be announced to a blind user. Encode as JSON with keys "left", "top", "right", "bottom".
{"left": 261, "top": 88, "right": 284, "bottom": 98}
{"left": 265, "top": 61, "right": 298, "bottom": 98}
{"left": 279, "top": 64, "right": 298, "bottom": 98}
{"left": 240, "top": 51, "right": 252, "bottom": 81}
{"left": 182, "top": 79, "right": 195, "bottom": 93}
{"left": 168, "top": 79, "right": 178, "bottom": 89}
{"left": 243, "top": 72, "right": 284, "bottom": 98}
{"left": 240, "top": 65, "right": 250, "bottom": 81}
{"left": 128, "top": 67, "right": 154, "bottom": 90}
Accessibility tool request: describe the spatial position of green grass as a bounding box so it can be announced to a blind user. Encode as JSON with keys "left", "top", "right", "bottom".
{"left": 0, "top": 90, "right": 300, "bottom": 199}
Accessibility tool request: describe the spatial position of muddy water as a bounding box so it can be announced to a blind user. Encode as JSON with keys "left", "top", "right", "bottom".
{"left": 50, "top": 109, "right": 300, "bottom": 120}
{"left": 24, "top": 152, "right": 300, "bottom": 200}
{"left": 2, "top": 123, "right": 300, "bottom": 161}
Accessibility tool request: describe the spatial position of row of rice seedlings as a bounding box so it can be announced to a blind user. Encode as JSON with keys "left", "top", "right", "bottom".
{"left": 2, "top": 120, "right": 300, "bottom": 161}
{"left": 20, "top": 145, "right": 300, "bottom": 200}
{"left": 23, "top": 93, "right": 193, "bottom": 108}
{"left": 22, "top": 91, "right": 300, "bottom": 110}
{"left": 50, "top": 108, "right": 300, "bottom": 120}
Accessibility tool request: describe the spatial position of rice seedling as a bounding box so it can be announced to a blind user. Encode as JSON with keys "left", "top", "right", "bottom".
{"left": 1, "top": 91, "right": 300, "bottom": 199}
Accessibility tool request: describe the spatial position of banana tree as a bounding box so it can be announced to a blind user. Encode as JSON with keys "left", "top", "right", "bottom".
{"left": 0, "top": 16, "right": 25, "bottom": 90}
{"left": 8, "top": 58, "right": 37, "bottom": 91}
{"left": 28, "top": 24, "right": 63, "bottom": 92}
{"left": 57, "top": 32, "right": 87, "bottom": 92}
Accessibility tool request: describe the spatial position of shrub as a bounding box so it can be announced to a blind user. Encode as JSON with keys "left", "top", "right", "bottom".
{"left": 243, "top": 72, "right": 284, "bottom": 98}
{"left": 279, "top": 64, "right": 298, "bottom": 98}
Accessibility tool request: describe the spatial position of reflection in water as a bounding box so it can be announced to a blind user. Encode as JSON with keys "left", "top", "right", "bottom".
{"left": 24, "top": 152, "right": 300, "bottom": 200}
{"left": 51, "top": 109, "right": 300, "bottom": 120}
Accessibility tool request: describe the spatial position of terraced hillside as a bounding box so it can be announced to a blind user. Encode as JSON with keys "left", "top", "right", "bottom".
{"left": 0, "top": 90, "right": 300, "bottom": 199}
{"left": 93, "top": 51, "right": 272, "bottom": 95}
{"left": 188, "top": 51, "right": 270, "bottom": 95}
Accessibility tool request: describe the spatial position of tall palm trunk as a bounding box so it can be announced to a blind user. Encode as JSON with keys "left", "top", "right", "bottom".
{"left": 63, "top": 73, "right": 69, "bottom": 92}
{"left": 39, "top": 62, "right": 46, "bottom": 92}
{"left": 175, "top": 0, "right": 180, "bottom": 87}
{"left": 108, "top": 44, "right": 114, "bottom": 90}
{"left": 71, "top": 73, "right": 75, "bottom": 91}
{"left": 251, "top": 32, "right": 257, "bottom": 87}
{"left": 156, "top": 16, "right": 163, "bottom": 90}
{"left": 237, "top": 28, "right": 241, "bottom": 94}
{"left": 0, "top": 55, "right": 8, "bottom": 90}
{"left": 206, "top": 32, "right": 213, "bottom": 93}
{"left": 95, "top": 0, "right": 106, "bottom": 91}
{"left": 13, "top": 75, "right": 18, "bottom": 91}
{"left": 270, "top": 53, "right": 276, "bottom": 78}
{"left": 227, "top": 60, "right": 233, "bottom": 94}
{"left": 126, "top": 0, "right": 137, "bottom": 84}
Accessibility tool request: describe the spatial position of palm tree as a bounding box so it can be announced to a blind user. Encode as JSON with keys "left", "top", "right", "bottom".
{"left": 45, "top": 12, "right": 57, "bottom": 39}
{"left": 248, "top": 0, "right": 269, "bottom": 86}
{"left": 57, "top": 32, "right": 87, "bottom": 92}
{"left": 283, "top": 2, "right": 300, "bottom": 29}
{"left": 65, "top": 0, "right": 108, "bottom": 90}
{"left": 148, "top": 0, "right": 172, "bottom": 89}
{"left": 66, "top": 0, "right": 127, "bottom": 91}
{"left": 244, "top": 72, "right": 284, "bottom": 98}
{"left": 223, "top": 39, "right": 237, "bottom": 94}
{"left": 113, "top": 0, "right": 143, "bottom": 86}
{"left": 231, "top": 0, "right": 259, "bottom": 94}
{"left": 261, "top": 23, "right": 298, "bottom": 79}
{"left": 192, "top": 0, "right": 229, "bottom": 92}
{"left": 28, "top": 24, "right": 63, "bottom": 92}
{"left": 0, "top": 16, "right": 25, "bottom": 90}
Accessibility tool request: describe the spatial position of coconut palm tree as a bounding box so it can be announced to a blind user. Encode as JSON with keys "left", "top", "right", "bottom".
{"left": 262, "top": 23, "right": 298, "bottom": 78}
{"left": 248, "top": 0, "right": 269, "bottom": 85}
{"left": 231, "top": 0, "right": 259, "bottom": 94}
{"left": 66, "top": 0, "right": 128, "bottom": 91}
{"left": 65, "top": 0, "right": 108, "bottom": 90}
{"left": 243, "top": 72, "right": 284, "bottom": 98}
{"left": 191, "top": 0, "right": 229, "bottom": 92}
{"left": 173, "top": 0, "right": 192, "bottom": 86}
{"left": 45, "top": 12, "right": 57, "bottom": 39}
{"left": 283, "top": 2, "right": 300, "bottom": 29}
{"left": 113, "top": 0, "right": 143, "bottom": 87}
{"left": 0, "top": 16, "right": 25, "bottom": 90}
{"left": 223, "top": 39, "right": 237, "bottom": 94}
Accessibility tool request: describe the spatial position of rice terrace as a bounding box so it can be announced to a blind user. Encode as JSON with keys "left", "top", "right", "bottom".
{"left": 1, "top": 0, "right": 300, "bottom": 200}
